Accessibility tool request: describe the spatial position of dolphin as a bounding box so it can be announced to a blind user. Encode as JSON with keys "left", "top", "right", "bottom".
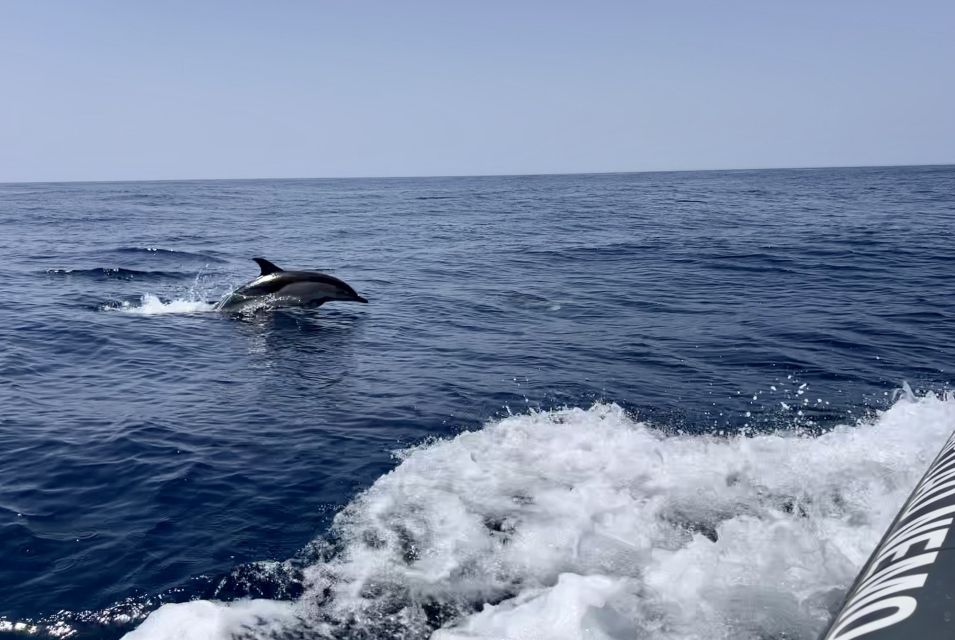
{"left": 216, "top": 258, "right": 368, "bottom": 312}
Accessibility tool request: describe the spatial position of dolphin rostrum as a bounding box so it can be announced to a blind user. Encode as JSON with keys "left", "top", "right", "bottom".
{"left": 216, "top": 258, "right": 368, "bottom": 311}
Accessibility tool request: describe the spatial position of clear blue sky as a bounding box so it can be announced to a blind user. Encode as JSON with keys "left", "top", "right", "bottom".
{"left": 1, "top": 1, "right": 953, "bottom": 182}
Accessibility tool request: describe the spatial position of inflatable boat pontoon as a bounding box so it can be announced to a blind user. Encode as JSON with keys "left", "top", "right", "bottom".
{"left": 821, "top": 430, "right": 955, "bottom": 640}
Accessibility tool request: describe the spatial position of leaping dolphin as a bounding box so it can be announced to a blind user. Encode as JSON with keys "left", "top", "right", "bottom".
{"left": 216, "top": 258, "right": 368, "bottom": 312}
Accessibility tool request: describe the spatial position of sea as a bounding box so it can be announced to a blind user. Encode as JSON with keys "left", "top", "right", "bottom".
{"left": 1, "top": 165, "right": 954, "bottom": 639}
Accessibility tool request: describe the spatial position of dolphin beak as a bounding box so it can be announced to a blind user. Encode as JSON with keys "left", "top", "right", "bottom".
{"left": 354, "top": 295, "right": 369, "bottom": 303}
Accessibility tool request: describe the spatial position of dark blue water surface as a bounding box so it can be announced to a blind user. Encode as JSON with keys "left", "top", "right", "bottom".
{"left": 1, "top": 166, "right": 954, "bottom": 636}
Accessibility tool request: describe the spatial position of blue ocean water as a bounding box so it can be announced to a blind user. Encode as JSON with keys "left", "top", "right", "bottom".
{"left": 1, "top": 166, "right": 954, "bottom": 639}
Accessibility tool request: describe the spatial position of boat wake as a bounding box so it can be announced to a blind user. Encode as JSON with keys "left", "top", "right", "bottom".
{"left": 7, "top": 392, "right": 955, "bottom": 640}
{"left": 125, "top": 391, "right": 955, "bottom": 640}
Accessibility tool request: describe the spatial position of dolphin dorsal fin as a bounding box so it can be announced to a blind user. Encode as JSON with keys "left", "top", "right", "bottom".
{"left": 253, "top": 257, "right": 284, "bottom": 276}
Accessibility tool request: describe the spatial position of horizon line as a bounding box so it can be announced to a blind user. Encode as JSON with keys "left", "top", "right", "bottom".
{"left": 2, "top": 162, "right": 953, "bottom": 187}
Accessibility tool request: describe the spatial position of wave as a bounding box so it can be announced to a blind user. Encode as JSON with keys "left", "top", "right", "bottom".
{"left": 45, "top": 268, "right": 193, "bottom": 281}
{"left": 111, "top": 391, "right": 955, "bottom": 640}
{"left": 101, "top": 193, "right": 182, "bottom": 205}
{"left": 520, "top": 242, "right": 667, "bottom": 263}
{"left": 109, "top": 247, "right": 228, "bottom": 263}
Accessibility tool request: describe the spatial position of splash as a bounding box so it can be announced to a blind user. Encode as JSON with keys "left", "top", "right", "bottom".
{"left": 109, "top": 294, "right": 217, "bottom": 316}
{"left": 102, "top": 270, "right": 222, "bottom": 315}
{"left": 117, "top": 393, "right": 955, "bottom": 639}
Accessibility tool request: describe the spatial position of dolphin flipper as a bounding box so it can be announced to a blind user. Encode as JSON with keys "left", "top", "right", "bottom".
{"left": 253, "top": 257, "right": 284, "bottom": 276}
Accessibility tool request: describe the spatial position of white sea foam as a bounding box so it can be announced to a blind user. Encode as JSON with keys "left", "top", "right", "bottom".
{"left": 111, "top": 293, "right": 217, "bottom": 315}
{"left": 122, "top": 599, "right": 297, "bottom": 640}
{"left": 124, "top": 392, "right": 955, "bottom": 640}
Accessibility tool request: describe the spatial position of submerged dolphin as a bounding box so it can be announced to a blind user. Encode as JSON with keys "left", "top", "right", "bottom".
{"left": 216, "top": 258, "right": 368, "bottom": 311}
